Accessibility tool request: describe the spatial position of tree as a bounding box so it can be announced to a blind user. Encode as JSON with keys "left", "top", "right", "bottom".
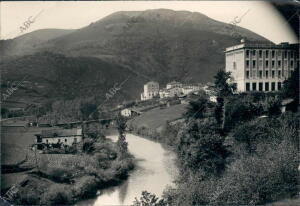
{"left": 116, "top": 114, "right": 128, "bottom": 158}
{"left": 177, "top": 118, "right": 230, "bottom": 177}
{"left": 262, "top": 96, "right": 281, "bottom": 116}
{"left": 1, "top": 107, "right": 9, "bottom": 118}
{"left": 213, "top": 70, "right": 236, "bottom": 129}
{"left": 133, "top": 191, "right": 167, "bottom": 206}
{"left": 82, "top": 138, "right": 95, "bottom": 154}
{"left": 84, "top": 123, "right": 105, "bottom": 140}
{"left": 213, "top": 70, "right": 235, "bottom": 97}
{"left": 185, "top": 97, "right": 210, "bottom": 119}
{"left": 281, "top": 66, "right": 299, "bottom": 100}
{"left": 281, "top": 66, "right": 299, "bottom": 111}
{"left": 80, "top": 102, "right": 99, "bottom": 120}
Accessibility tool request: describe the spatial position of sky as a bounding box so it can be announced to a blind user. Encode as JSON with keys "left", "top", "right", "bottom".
{"left": 1, "top": 1, "right": 298, "bottom": 44}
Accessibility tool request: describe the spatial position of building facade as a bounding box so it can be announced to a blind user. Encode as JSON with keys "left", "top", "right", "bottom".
{"left": 159, "top": 89, "right": 170, "bottom": 98}
{"left": 225, "top": 41, "right": 299, "bottom": 92}
{"left": 141, "top": 81, "right": 159, "bottom": 101}
{"left": 121, "top": 108, "right": 132, "bottom": 117}
{"left": 166, "top": 81, "right": 183, "bottom": 89}
{"left": 36, "top": 128, "right": 82, "bottom": 147}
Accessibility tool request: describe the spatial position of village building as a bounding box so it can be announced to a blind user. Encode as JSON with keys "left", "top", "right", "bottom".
{"left": 141, "top": 81, "right": 159, "bottom": 101}
{"left": 181, "top": 84, "right": 201, "bottom": 95}
{"left": 35, "top": 128, "right": 83, "bottom": 147}
{"left": 121, "top": 108, "right": 131, "bottom": 117}
{"left": 159, "top": 89, "right": 170, "bottom": 99}
{"left": 225, "top": 40, "right": 299, "bottom": 92}
{"left": 168, "top": 86, "right": 182, "bottom": 97}
{"left": 166, "top": 81, "right": 183, "bottom": 89}
{"left": 120, "top": 108, "right": 141, "bottom": 117}
{"left": 158, "top": 82, "right": 201, "bottom": 99}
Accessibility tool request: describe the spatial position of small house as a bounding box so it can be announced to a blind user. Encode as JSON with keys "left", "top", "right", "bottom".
{"left": 121, "top": 108, "right": 132, "bottom": 117}
{"left": 120, "top": 108, "right": 141, "bottom": 117}
{"left": 35, "top": 128, "right": 82, "bottom": 147}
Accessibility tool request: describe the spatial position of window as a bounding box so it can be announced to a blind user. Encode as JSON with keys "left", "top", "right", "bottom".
{"left": 46, "top": 139, "right": 49, "bottom": 144}
{"left": 259, "top": 50, "right": 262, "bottom": 58}
{"left": 278, "top": 60, "right": 281, "bottom": 67}
{"left": 291, "top": 52, "right": 294, "bottom": 58}
{"left": 252, "top": 50, "right": 256, "bottom": 56}
{"left": 284, "top": 51, "right": 287, "bottom": 58}
{"left": 259, "top": 71, "right": 263, "bottom": 78}
{"left": 259, "top": 82, "right": 263, "bottom": 91}
{"left": 246, "top": 50, "right": 250, "bottom": 58}
{"left": 291, "top": 61, "right": 294, "bottom": 68}
{"left": 278, "top": 50, "right": 281, "bottom": 56}
{"left": 233, "top": 62, "right": 236, "bottom": 69}
{"left": 278, "top": 82, "right": 282, "bottom": 90}
{"left": 252, "top": 83, "right": 257, "bottom": 91}
{"left": 259, "top": 60, "right": 263, "bottom": 67}
{"left": 271, "top": 82, "right": 276, "bottom": 91}
{"left": 65, "top": 139, "right": 67, "bottom": 143}
{"left": 266, "top": 50, "right": 269, "bottom": 58}
{"left": 246, "top": 83, "right": 250, "bottom": 91}
{"left": 246, "top": 71, "right": 250, "bottom": 79}
{"left": 266, "top": 60, "right": 269, "bottom": 68}
{"left": 265, "top": 82, "right": 269, "bottom": 91}
{"left": 266, "top": 70, "right": 269, "bottom": 78}
{"left": 278, "top": 70, "right": 281, "bottom": 77}
{"left": 272, "top": 60, "right": 275, "bottom": 68}
{"left": 284, "top": 60, "right": 287, "bottom": 67}
{"left": 272, "top": 50, "right": 275, "bottom": 58}
{"left": 272, "top": 70, "right": 275, "bottom": 78}
{"left": 74, "top": 138, "right": 77, "bottom": 143}
{"left": 58, "top": 139, "right": 61, "bottom": 143}
{"left": 253, "top": 60, "right": 256, "bottom": 68}
{"left": 246, "top": 60, "right": 250, "bottom": 68}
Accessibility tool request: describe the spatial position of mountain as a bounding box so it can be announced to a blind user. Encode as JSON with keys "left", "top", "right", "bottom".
{"left": 0, "top": 29, "right": 74, "bottom": 58}
{"left": 1, "top": 9, "right": 269, "bottom": 84}
{"left": 0, "top": 52, "right": 145, "bottom": 106}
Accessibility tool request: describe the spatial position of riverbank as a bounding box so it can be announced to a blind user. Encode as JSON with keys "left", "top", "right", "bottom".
{"left": 11, "top": 136, "right": 135, "bottom": 205}
{"left": 77, "top": 133, "right": 178, "bottom": 206}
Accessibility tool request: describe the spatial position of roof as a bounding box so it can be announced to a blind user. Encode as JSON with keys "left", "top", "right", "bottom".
{"left": 167, "top": 81, "right": 181, "bottom": 85}
{"left": 145, "top": 81, "right": 159, "bottom": 85}
{"left": 39, "top": 128, "right": 82, "bottom": 138}
{"left": 225, "top": 42, "right": 299, "bottom": 53}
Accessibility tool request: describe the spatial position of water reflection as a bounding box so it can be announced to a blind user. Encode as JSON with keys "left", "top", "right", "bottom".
{"left": 77, "top": 133, "right": 178, "bottom": 206}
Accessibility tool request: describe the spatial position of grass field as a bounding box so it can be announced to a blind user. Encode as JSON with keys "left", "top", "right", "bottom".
{"left": 1, "top": 124, "right": 61, "bottom": 165}
{"left": 128, "top": 104, "right": 187, "bottom": 131}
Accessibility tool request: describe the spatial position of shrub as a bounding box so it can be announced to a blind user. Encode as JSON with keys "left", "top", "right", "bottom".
{"left": 223, "top": 96, "right": 262, "bottom": 131}
{"left": 42, "top": 166, "right": 74, "bottom": 183}
{"left": 82, "top": 138, "right": 95, "bottom": 153}
{"left": 176, "top": 118, "right": 230, "bottom": 177}
{"left": 262, "top": 96, "right": 281, "bottom": 116}
{"left": 72, "top": 176, "right": 98, "bottom": 198}
{"left": 13, "top": 188, "right": 40, "bottom": 205}
{"left": 40, "top": 184, "right": 73, "bottom": 205}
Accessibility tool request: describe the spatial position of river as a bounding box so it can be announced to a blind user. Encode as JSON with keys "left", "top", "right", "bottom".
{"left": 77, "top": 133, "right": 178, "bottom": 206}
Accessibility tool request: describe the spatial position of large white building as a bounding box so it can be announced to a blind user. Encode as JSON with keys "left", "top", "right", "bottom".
{"left": 225, "top": 40, "right": 299, "bottom": 92}
{"left": 141, "top": 81, "right": 159, "bottom": 101}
